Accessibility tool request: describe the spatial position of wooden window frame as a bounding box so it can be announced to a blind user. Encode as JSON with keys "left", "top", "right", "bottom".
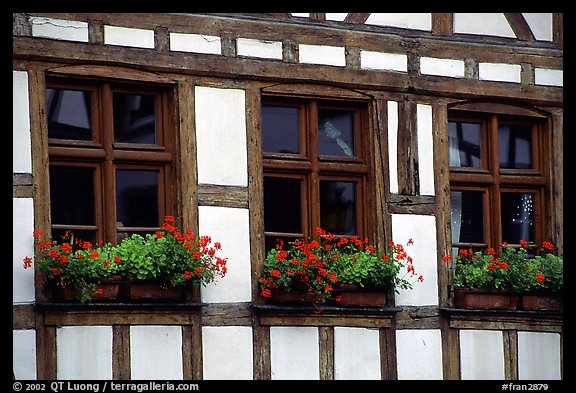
{"left": 46, "top": 76, "right": 176, "bottom": 245}
{"left": 262, "top": 96, "right": 371, "bottom": 246}
{"left": 448, "top": 104, "right": 549, "bottom": 254}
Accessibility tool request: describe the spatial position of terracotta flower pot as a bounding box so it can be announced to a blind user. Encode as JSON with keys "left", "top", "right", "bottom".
{"left": 332, "top": 284, "right": 388, "bottom": 307}
{"left": 453, "top": 288, "right": 519, "bottom": 310}
{"left": 519, "top": 294, "right": 562, "bottom": 311}
{"left": 121, "top": 280, "right": 186, "bottom": 301}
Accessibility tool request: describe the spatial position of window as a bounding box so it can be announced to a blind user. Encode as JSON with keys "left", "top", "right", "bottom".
{"left": 261, "top": 97, "right": 369, "bottom": 251}
{"left": 46, "top": 77, "right": 174, "bottom": 244}
{"left": 448, "top": 105, "right": 548, "bottom": 256}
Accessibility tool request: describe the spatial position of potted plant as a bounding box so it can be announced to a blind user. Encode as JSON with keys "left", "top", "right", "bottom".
{"left": 443, "top": 240, "right": 563, "bottom": 311}
{"left": 114, "top": 216, "right": 228, "bottom": 301}
{"left": 23, "top": 230, "right": 123, "bottom": 302}
{"left": 259, "top": 227, "right": 423, "bottom": 307}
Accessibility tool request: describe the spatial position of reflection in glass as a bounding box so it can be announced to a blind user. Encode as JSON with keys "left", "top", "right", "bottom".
{"left": 262, "top": 106, "right": 300, "bottom": 154}
{"left": 114, "top": 93, "right": 157, "bottom": 144}
{"left": 115, "top": 170, "right": 159, "bottom": 228}
{"left": 320, "top": 181, "right": 356, "bottom": 235}
{"left": 46, "top": 88, "right": 92, "bottom": 140}
{"left": 448, "top": 121, "right": 482, "bottom": 167}
{"left": 498, "top": 124, "right": 532, "bottom": 169}
{"left": 318, "top": 109, "right": 355, "bottom": 157}
{"left": 50, "top": 166, "right": 95, "bottom": 225}
{"left": 264, "top": 177, "right": 302, "bottom": 233}
{"left": 501, "top": 192, "right": 535, "bottom": 244}
{"left": 450, "top": 190, "right": 484, "bottom": 244}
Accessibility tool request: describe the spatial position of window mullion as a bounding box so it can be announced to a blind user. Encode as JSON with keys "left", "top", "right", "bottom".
{"left": 100, "top": 83, "right": 117, "bottom": 244}
{"left": 308, "top": 101, "right": 320, "bottom": 236}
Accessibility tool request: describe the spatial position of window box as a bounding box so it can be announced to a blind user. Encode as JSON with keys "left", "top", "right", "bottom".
{"left": 49, "top": 277, "right": 121, "bottom": 302}
{"left": 519, "top": 294, "right": 562, "bottom": 311}
{"left": 331, "top": 283, "right": 388, "bottom": 307}
{"left": 453, "top": 288, "right": 519, "bottom": 310}
{"left": 120, "top": 280, "right": 186, "bottom": 301}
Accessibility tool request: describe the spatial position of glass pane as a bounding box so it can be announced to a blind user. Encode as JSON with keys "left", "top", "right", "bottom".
{"left": 113, "top": 93, "right": 157, "bottom": 144}
{"left": 318, "top": 109, "right": 355, "bottom": 157}
{"left": 263, "top": 177, "right": 302, "bottom": 233}
{"left": 46, "top": 88, "right": 92, "bottom": 141}
{"left": 498, "top": 124, "right": 532, "bottom": 169}
{"left": 320, "top": 180, "right": 356, "bottom": 235}
{"left": 450, "top": 190, "right": 484, "bottom": 244}
{"left": 448, "top": 121, "right": 482, "bottom": 168}
{"left": 115, "top": 170, "right": 159, "bottom": 228}
{"left": 49, "top": 166, "right": 95, "bottom": 225}
{"left": 501, "top": 192, "right": 535, "bottom": 243}
{"left": 262, "top": 105, "right": 300, "bottom": 154}
{"left": 51, "top": 228, "right": 97, "bottom": 245}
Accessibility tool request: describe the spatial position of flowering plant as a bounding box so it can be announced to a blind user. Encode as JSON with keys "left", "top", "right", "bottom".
{"left": 259, "top": 227, "right": 423, "bottom": 305}
{"left": 442, "top": 240, "right": 563, "bottom": 294}
{"left": 23, "top": 230, "right": 122, "bottom": 302}
{"left": 114, "top": 216, "right": 228, "bottom": 287}
{"left": 23, "top": 216, "right": 228, "bottom": 302}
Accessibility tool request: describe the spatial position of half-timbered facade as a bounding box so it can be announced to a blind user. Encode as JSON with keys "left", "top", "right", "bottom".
{"left": 13, "top": 12, "right": 563, "bottom": 380}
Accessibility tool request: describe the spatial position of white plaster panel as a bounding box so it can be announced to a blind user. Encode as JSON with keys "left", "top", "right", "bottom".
{"left": 522, "top": 13, "right": 553, "bottom": 41}
{"left": 57, "top": 326, "right": 113, "bottom": 380}
{"left": 365, "top": 13, "right": 432, "bottom": 31}
{"left": 195, "top": 86, "right": 248, "bottom": 187}
{"left": 104, "top": 25, "right": 155, "bottom": 49}
{"left": 13, "top": 330, "right": 37, "bottom": 380}
{"left": 420, "top": 57, "right": 465, "bottom": 78}
{"left": 13, "top": 70, "right": 32, "bottom": 174}
{"left": 199, "top": 206, "right": 251, "bottom": 303}
{"left": 170, "top": 32, "right": 221, "bottom": 55}
{"left": 298, "top": 44, "right": 346, "bottom": 67}
{"left": 360, "top": 51, "right": 407, "bottom": 72}
{"left": 326, "top": 13, "right": 348, "bottom": 22}
{"left": 454, "top": 13, "right": 516, "bottom": 38}
{"left": 237, "top": 38, "right": 283, "bottom": 60}
{"left": 290, "top": 13, "right": 309, "bottom": 18}
{"left": 13, "top": 198, "right": 35, "bottom": 304}
{"left": 479, "top": 63, "right": 522, "bottom": 83}
{"left": 130, "top": 325, "right": 183, "bottom": 379}
{"left": 29, "top": 16, "right": 88, "bottom": 42}
{"left": 459, "top": 330, "right": 505, "bottom": 380}
{"left": 518, "top": 332, "right": 561, "bottom": 380}
{"left": 202, "top": 326, "right": 253, "bottom": 380}
{"left": 270, "top": 326, "right": 319, "bottom": 380}
{"left": 535, "top": 68, "right": 563, "bottom": 87}
{"left": 387, "top": 101, "right": 399, "bottom": 194}
{"left": 396, "top": 329, "right": 443, "bottom": 380}
{"left": 392, "top": 214, "right": 438, "bottom": 306}
{"left": 334, "top": 327, "right": 380, "bottom": 380}
{"left": 417, "top": 104, "right": 435, "bottom": 196}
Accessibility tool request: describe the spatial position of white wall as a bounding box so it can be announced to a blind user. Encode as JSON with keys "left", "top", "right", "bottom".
{"left": 13, "top": 330, "right": 37, "bottom": 380}
{"left": 130, "top": 325, "right": 183, "bottom": 379}
{"left": 334, "top": 327, "right": 380, "bottom": 380}
{"left": 202, "top": 326, "right": 253, "bottom": 379}
{"left": 518, "top": 332, "right": 561, "bottom": 380}
{"left": 270, "top": 326, "right": 319, "bottom": 380}
{"left": 13, "top": 198, "right": 35, "bottom": 304}
{"left": 198, "top": 206, "right": 252, "bottom": 303}
{"left": 396, "top": 329, "right": 443, "bottom": 380}
{"left": 392, "top": 214, "right": 438, "bottom": 306}
{"left": 57, "top": 326, "right": 113, "bottom": 380}
{"left": 195, "top": 86, "right": 248, "bottom": 187}
{"left": 13, "top": 70, "right": 31, "bottom": 174}
{"left": 459, "top": 330, "right": 505, "bottom": 379}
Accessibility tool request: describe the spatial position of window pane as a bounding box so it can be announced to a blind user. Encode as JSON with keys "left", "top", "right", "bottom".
{"left": 498, "top": 124, "right": 532, "bottom": 169}
{"left": 318, "top": 109, "right": 355, "bottom": 157}
{"left": 51, "top": 229, "right": 97, "bottom": 245}
{"left": 113, "top": 93, "right": 157, "bottom": 144}
{"left": 448, "top": 121, "right": 482, "bottom": 167}
{"left": 262, "top": 105, "right": 300, "bottom": 154}
{"left": 264, "top": 177, "right": 302, "bottom": 233}
{"left": 46, "top": 88, "right": 92, "bottom": 141}
{"left": 116, "top": 170, "right": 159, "bottom": 228}
{"left": 450, "top": 190, "right": 484, "bottom": 244}
{"left": 50, "top": 166, "right": 95, "bottom": 225}
{"left": 501, "top": 192, "right": 535, "bottom": 244}
{"left": 320, "top": 180, "right": 356, "bottom": 235}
